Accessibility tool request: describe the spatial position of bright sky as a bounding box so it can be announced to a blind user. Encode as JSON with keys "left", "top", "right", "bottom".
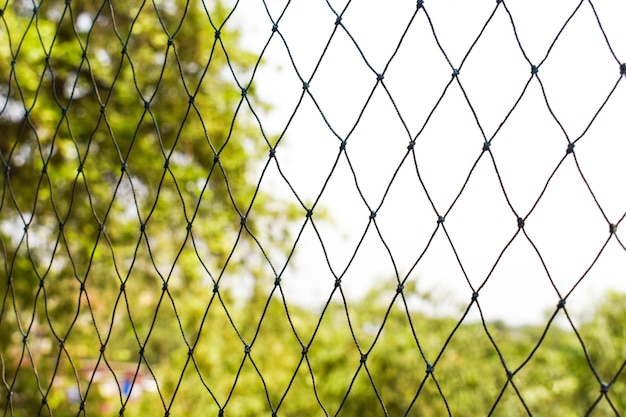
{"left": 230, "top": 0, "right": 625, "bottom": 325}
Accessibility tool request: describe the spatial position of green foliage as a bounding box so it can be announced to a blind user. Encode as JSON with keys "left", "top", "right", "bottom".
{"left": 1, "top": 1, "right": 292, "bottom": 415}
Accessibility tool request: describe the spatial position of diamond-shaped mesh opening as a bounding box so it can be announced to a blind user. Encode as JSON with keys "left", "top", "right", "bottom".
{"left": 2, "top": 0, "right": 626, "bottom": 415}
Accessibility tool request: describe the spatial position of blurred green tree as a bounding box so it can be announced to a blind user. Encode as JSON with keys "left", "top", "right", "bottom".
{"left": 0, "top": 0, "right": 295, "bottom": 415}
{"left": 571, "top": 291, "right": 626, "bottom": 415}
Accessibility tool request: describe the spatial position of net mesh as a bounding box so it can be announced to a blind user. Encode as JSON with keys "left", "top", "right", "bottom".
{"left": 1, "top": 0, "right": 626, "bottom": 415}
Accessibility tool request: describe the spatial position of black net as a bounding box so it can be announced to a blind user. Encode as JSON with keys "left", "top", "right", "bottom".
{"left": 1, "top": 0, "right": 625, "bottom": 416}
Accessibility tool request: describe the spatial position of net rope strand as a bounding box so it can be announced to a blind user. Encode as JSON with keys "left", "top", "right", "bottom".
{"left": 0, "top": 0, "right": 625, "bottom": 415}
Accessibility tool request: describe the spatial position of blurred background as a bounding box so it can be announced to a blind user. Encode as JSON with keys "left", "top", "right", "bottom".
{"left": 1, "top": 0, "right": 625, "bottom": 415}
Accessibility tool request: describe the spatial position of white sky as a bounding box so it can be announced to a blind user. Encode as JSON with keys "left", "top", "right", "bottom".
{"left": 229, "top": 0, "right": 626, "bottom": 325}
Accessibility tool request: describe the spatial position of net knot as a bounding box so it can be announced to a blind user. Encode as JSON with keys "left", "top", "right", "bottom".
{"left": 426, "top": 363, "right": 434, "bottom": 374}
{"left": 517, "top": 217, "right": 525, "bottom": 228}
{"left": 531, "top": 65, "right": 538, "bottom": 74}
